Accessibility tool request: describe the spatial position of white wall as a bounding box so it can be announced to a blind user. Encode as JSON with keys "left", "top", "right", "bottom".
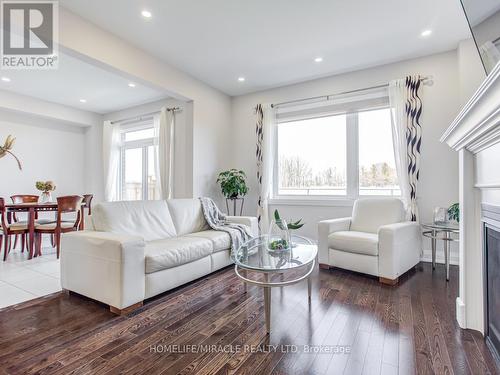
{"left": 457, "top": 39, "right": 486, "bottom": 106}
{"left": 59, "top": 8, "right": 233, "bottom": 202}
{"left": 0, "top": 110, "right": 86, "bottom": 199}
{"left": 231, "top": 50, "right": 468, "bottom": 262}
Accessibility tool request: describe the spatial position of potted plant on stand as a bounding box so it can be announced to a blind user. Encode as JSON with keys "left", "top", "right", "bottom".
{"left": 216, "top": 169, "right": 249, "bottom": 215}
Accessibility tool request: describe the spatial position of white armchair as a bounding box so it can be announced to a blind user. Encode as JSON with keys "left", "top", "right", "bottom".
{"left": 318, "top": 198, "right": 421, "bottom": 285}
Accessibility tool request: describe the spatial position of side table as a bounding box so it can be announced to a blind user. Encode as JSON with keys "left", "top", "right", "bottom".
{"left": 422, "top": 222, "right": 459, "bottom": 281}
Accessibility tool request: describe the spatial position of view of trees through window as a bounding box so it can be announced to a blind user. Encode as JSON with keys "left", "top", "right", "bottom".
{"left": 277, "top": 107, "right": 400, "bottom": 197}
{"left": 278, "top": 114, "right": 347, "bottom": 195}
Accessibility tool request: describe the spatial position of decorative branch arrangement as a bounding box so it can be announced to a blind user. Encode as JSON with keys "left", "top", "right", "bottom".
{"left": 0, "top": 135, "right": 22, "bottom": 170}
{"left": 274, "top": 209, "right": 304, "bottom": 230}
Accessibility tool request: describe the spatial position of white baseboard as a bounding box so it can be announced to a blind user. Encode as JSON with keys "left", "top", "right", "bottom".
{"left": 420, "top": 248, "right": 459, "bottom": 266}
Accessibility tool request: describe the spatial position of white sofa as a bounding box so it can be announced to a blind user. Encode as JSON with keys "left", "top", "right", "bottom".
{"left": 60, "top": 199, "right": 258, "bottom": 314}
{"left": 318, "top": 198, "right": 421, "bottom": 285}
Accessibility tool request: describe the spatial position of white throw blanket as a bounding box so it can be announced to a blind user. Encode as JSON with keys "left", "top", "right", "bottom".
{"left": 199, "top": 197, "right": 252, "bottom": 256}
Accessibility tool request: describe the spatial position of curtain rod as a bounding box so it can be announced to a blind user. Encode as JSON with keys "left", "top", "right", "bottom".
{"left": 269, "top": 76, "right": 432, "bottom": 109}
{"left": 109, "top": 107, "right": 181, "bottom": 124}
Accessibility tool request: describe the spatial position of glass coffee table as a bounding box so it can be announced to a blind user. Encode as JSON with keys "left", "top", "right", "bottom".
{"left": 233, "top": 235, "right": 317, "bottom": 334}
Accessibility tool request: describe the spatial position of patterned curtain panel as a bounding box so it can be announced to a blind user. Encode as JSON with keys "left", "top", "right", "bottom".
{"left": 405, "top": 75, "right": 422, "bottom": 221}
{"left": 254, "top": 104, "right": 276, "bottom": 231}
{"left": 255, "top": 104, "right": 264, "bottom": 229}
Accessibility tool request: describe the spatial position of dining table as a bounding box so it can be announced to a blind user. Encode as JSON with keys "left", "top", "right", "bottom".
{"left": 5, "top": 201, "right": 87, "bottom": 259}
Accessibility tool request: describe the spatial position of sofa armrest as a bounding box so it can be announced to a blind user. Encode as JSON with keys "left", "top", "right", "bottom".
{"left": 226, "top": 216, "right": 259, "bottom": 237}
{"left": 317, "top": 217, "right": 351, "bottom": 266}
{"left": 378, "top": 222, "right": 422, "bottom": 280}
{"left": 60, "top": 230, "right": 146, "bottom": 309}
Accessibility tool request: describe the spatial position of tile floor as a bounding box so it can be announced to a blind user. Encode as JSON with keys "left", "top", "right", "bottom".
{"left": 0, "top": 244, "right": 61, "bottom": 309}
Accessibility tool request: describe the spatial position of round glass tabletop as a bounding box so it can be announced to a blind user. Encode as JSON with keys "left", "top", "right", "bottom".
{"left": 234, "top": 235, "right": 318, "bottom": 272}
{"left": 421, "top": 222, "right": 459, "bottom": 231}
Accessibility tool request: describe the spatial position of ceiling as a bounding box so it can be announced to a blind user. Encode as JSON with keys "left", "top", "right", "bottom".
{"left": 0, "top": 52, "right": 170, "bottom": 114}
{"left": 461, "top": 0, "right": 500, "bottom": 25}
{"left": 60, "top": 0, "right": 472, "bottom": 96}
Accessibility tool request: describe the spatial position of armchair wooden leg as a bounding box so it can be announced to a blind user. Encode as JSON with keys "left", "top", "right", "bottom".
{"left": 21, "top": 234, "right": 26, "bottom": 253}
{"left": 56, "top": 232, "right": 61, "bottom": 259}
{"left": 109, "top": 301, "right": 143, "bottom": 316}
{"left": 319, "top": 263, "right": 331, "bottom": 270}
{"left": 34, "top": 233, "right": 42, "bottom": 257}
{"left": 3, "top": 235, "right": 10, "bottom": 261}
{"left": 379, "top": 277, "right": 399, "bottom": 286}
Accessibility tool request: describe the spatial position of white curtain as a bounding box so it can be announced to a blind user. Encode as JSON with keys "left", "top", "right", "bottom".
{"left": 102, "top": 120, "right": 121, "bottom": 201}
{"left": 388, "top": 80, "right": 411, "bottom": 218}
{"left": 155, "top": 107, "right": 175, "bottom": 199}
{"left": 256, "top": 104, "right": 276, "bottom": 232}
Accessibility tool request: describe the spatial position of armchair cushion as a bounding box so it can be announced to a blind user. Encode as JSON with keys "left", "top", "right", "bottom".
{"left": 351, "top": 198, "right": 405, "bottom": 234}
{"left": 328, "top": 231, "right": 379, "bottom": 256}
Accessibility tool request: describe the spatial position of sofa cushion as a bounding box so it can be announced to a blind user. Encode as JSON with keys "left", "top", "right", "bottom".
{"left": 167, "top": 199, "right": 209, "bottom": 236}
{"left": 351, "top": 198, "right": 404, "bottom": 234}
{"left": 92, "top": 200, "right": 177, "bottom": 241}
{"left": 144, "top": 236, "right": 213, "bottom": 273}
{"left": 328, "top": 231, "right": 379, "bottom": 256}
{"left": 185, "top": 230, "right": 231, "bottom": 252}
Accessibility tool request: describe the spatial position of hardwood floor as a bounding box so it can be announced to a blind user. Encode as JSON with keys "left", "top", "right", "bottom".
{"left": 0, "top": 263, "right": 498, "bottom": 375}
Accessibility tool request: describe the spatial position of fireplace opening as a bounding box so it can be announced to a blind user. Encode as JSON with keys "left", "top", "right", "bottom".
{"left": 485, "top": 224, "right": 500, "bottom": 363}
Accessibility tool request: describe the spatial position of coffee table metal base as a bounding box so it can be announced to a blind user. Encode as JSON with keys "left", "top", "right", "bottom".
{"left": 235, "top": 261, "right": 315, "bottom": 334}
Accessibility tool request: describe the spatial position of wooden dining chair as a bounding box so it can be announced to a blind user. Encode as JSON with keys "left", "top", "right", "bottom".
{"left": 34, "top": 196, "right": 83, "bottom": 259}
{"left": 82, "top": 194, "right": 94, "bottom": 216}
{"left": 1, "top": 198, "right": 30, "bottom": 261}
{"left": 10, "top": 195, "right": 39, "bottom": 253}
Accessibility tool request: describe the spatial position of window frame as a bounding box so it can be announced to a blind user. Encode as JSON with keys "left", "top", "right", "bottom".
{"left": 271, "top": 100, "right": 400, "bottom": 205}
{"left": 119, "top": 119, "right": 157, "bottom": 201}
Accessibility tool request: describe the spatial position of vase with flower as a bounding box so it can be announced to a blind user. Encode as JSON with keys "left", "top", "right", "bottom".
{"left": 36, "top": 181, "right": 56, "bottom": 203}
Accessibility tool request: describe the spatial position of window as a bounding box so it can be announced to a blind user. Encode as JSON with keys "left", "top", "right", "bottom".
{"left": 119, "top": 120, "right": 160, "bottom": 201}
{"left": 277, "top": 114, "right": 347, "bottom": 196}
{"left": 359, "top": 108, "right": 400, "bottom": 196}
{"left": 274, "top": 91, "right": 400, "bottom": 200}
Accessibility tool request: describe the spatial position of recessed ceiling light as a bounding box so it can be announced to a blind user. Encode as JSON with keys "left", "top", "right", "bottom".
{"left": 128, "top": 83, "right": 136, "bottom": 88}
{"left": 314, "top": 57, "right": 323, "bottom": 63}
{"left": 421, "top": 29, "right": 432, "bottom": 37}
{"left": 238, "top": 77, "right": 245, "bottom": 82}
{"left": 141, "top": 10, "right": 152, "bottom": 18}
{"left": 1, "top": 77, "right": 11, "bottom": 82}
{"left": 79, "top": 99, "right": 87, "bottom": 103}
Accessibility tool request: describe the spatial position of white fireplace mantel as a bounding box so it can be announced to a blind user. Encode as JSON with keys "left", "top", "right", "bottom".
{"left": 441, "top": 62, "right": 500, "bottom": 334}
{"left": 441, "top": 62, "right": 500, "bottom": 153}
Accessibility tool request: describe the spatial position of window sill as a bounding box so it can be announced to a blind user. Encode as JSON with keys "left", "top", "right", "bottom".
{"left": 268, "top": 198, "right": 355, "bottom": 207}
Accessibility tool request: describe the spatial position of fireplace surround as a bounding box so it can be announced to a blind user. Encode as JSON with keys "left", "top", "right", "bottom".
{"left": 483, "top": 204, "right": 500, "bottom": 362}
{"left": 441, "top": 61, "right": 500, "bottom": 365}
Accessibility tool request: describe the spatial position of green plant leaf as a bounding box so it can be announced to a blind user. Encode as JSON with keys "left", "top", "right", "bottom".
{"left": 274, "top": 209, "right": 281, "bottom": 222}
{"left": 287, "top": 223, "right": 304, "bottom": 230}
